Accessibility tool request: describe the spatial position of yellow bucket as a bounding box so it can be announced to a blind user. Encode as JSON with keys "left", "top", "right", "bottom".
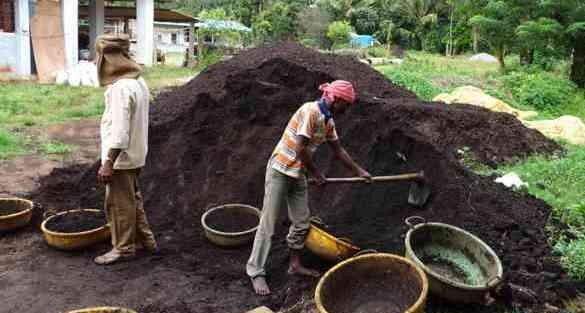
{"left": 304, "top": 223, "right": 360, "bottom": 262}
{"left": 65, "top": 307, "right": 137, "bottom": 313}
{"left": 41, "top": 209, "right": 110, "bottom": 250}
{"left": 0, "top": 197, "right": 34, "bottom": 232}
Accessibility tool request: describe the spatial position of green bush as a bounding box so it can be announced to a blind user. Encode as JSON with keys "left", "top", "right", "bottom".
{"left": 327, "top": 21, "right": 352, "bottom": 48}
{"left": 197, "top": 51, "right": 223, "bottom": 71}
{"left": 555, "top": 238, "right": 585, "bottom": 280}
{"left": 563, "top": 202, "right": 585, "bottom": 233}
{"left": 367, "top": 46, "right": 389, "bottom": 58}
{"left": 502, "top": 71, "right": 577, "bottom": 112}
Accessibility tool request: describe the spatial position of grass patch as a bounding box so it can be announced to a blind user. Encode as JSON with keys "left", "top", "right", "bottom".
{"left": 497, "top": 145, "right": 585, "bottom": 232}
{"left": 376, "top": 51, "right": 502, "bottom": 101}
{"left": 142, "top": 64, "right": 198, "bottom": 90}
{"left": 0, "top": 129, "right": 24, "bottom": 159}
{"left": 0, "top": 83, "right": 105, "bottom": 129}
{"left": 39, "top": 141, "right": 75, "bottom": 155}
{"left": 491, "top": 145, "right": 585, "bottom": 280}
{"left": 0, "top": 64, "right": 198, "bottom": 160}
{"left": 375, "top": 51, "right": 585, "bottom": 122}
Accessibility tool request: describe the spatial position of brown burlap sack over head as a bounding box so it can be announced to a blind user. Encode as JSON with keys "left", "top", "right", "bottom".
{"left": 95, "top": 34, "right": 142, "bottom": 86}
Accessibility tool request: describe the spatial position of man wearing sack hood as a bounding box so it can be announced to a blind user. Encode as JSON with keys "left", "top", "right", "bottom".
{"left": 94, "top": 34, "right": 157, "bottom": 265}
{"left": 246, "top": 80, "right": 372, "bottom": 295}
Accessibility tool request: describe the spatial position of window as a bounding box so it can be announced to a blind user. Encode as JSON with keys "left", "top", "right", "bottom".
{"left": 0, "top": 0, "right": 15, "bottom": 33}
{"left": 171, "top": 33, "right": 177, "bottom": 44}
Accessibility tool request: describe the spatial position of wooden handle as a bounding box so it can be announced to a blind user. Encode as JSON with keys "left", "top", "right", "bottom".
{"left": 319, "top": 172, "right": 424, "bottom": 184}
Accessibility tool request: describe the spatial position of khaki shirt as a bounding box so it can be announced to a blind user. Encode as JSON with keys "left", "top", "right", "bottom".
{"left": 100, "top": 77, "right": 149, "bottom": 169}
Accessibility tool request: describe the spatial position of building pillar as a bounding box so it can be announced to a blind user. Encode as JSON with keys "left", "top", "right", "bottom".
{"left": 14, "top": 0, "right": 31, "bottom": 76}
{"left": 136, "top": 0, "right": 153, "bottom": 66}
{"left": 89, "top": 0, "right": 104, "bottom": 59}
{"left": 187, "top": 22, "right": 194, "bottom": 67}
{"left": 62, "top": 0, "right": 78, "bottom": 68}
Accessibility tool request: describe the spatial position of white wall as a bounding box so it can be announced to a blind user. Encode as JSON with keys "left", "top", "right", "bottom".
{"left": 0, "top": 32, "right": 17, "bottom": 70}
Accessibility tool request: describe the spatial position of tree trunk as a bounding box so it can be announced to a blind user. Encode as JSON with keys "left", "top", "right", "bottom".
{"left": 520, "top": 49, "right": 534, "bottom": 66}
{"left": 472, "top": 27, "right": 479, "bottom": 53}
{"left": 570, "top": 35, "right": 585, "bottom": 88}
{"left": 496, "top": 45, "right": 505, "bottom": 71}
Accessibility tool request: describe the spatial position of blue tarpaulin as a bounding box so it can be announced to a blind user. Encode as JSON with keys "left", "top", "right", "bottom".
{"left": 195, "top": 19, "right": 252, "bottom": 33}
{"left": 350, "top": 34, "right": 376, "bottom": 48}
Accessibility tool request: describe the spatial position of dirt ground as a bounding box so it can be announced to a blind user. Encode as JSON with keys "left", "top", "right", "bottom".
{"left": 2, "top": 43, "right": 584, "bottom": 313}
{"left": 0, "top": 119, "right": 99, "bottom": 198}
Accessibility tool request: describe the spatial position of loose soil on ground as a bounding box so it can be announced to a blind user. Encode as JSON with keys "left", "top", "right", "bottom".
{"left": 2, "top": 43, "right": 582, "bottom": 313}
{"left": 44, "top": 210, "right": 106, "bottom": 233}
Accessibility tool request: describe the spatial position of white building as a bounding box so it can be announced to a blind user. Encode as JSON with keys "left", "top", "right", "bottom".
{"left": 0, "top": 0, "right": 197, "bottom": 80}
{"left": 153, "top": 22, "right": 191, "bottom": 53}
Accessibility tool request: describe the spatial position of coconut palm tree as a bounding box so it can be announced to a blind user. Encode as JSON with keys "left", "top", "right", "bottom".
{"left": 391, "top": 0, "right": 441, "bottom": 50}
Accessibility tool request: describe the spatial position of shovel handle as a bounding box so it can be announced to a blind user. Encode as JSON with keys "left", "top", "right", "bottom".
{"left": 316, "top": 172, "right": 424, "bottom": 184}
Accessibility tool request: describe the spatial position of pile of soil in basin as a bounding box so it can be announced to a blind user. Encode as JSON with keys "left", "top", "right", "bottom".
{"left": 28, "top": 42, "right": 582, "bottom": 313}
{"left": 205, "top": 208, "right": 259, "bottom": 233}
{"left": 0, "top": 199, "right": 30, "bottom": 216}
{"left": 44, "top": 210, "right": 106, "bottom": 233}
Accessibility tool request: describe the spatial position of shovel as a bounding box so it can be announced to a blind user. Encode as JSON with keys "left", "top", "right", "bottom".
{"left": 310, "top": 171, "right": 431, "bottom": 207}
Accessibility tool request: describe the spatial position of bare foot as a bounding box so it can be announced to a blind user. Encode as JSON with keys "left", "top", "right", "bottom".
{"left": 251, "top": 276, "right": 271, "bottom": 296}
{"left": 287, "top": 264, "right": 320, "bottom": 277}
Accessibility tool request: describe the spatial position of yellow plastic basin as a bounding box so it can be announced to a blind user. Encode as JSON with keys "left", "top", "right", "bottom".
{"left": 0, "top": 197, "right": 34, "bottom": 232}
{"left": 41, "top": 209, "right": 110, "bottom": 250}
{"left": 315, "top": 253, "right": 428, "bottom": 313}
{"left": 304, "top": 224, "right": 361, "bottom": 262}
{"left": 201, "top": 204, "right": 261, "bottom": 247}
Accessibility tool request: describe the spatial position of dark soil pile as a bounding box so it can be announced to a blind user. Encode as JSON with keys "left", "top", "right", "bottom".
{"left": 205, "top": 209, "right": 259, "bottom": 233}
{"left": 30, "top": 42, "right": 580, "bottom": 312}
{"left": 44, "top": 210, "right": 106, "bottom": 233}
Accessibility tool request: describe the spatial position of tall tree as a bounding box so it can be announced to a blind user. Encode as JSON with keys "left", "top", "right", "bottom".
{"left": 469, "top": 1, "right": 522, "bottom": 69}
{"left": 298, "top": 5, "right": 333, "bottom": 47}
{"left": 391, "top": 0, "right": 441, "bottom": 50}
{"left": 319, "top": 0, "right": 375, "bottom": 21}
{"left": 533, "top": 0, "right": 585, "bottom": 87}
{"left": 349, "top": 7, "right": 379, "bottom": 34}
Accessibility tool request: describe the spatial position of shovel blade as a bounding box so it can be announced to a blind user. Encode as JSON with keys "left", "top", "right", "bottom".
{"left": 408, "top": 181, "right": 431, "bottom": 207}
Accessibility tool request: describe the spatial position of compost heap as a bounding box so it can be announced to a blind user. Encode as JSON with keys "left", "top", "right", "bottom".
{"left": 32, "top": 42, "right": 582, "bottom": 312}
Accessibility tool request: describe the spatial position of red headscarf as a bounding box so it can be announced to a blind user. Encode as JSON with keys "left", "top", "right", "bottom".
{"left": 319, "top": 80, "right": 356, "bottom": 105}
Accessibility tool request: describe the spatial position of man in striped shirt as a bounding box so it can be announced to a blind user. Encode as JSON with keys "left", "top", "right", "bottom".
{"left": 246, "top": 80, "right": 372, "bottom": 295}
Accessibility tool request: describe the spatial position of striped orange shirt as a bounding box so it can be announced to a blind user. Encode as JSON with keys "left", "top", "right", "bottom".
{"left": 271, "top": 101, "right": 338, "bottom": 178}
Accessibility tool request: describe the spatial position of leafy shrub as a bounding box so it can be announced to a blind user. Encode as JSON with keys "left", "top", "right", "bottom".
{"left": 563, "top": 202, "right": 585, "bottom": 233}
{"left": 327, "top": 21, "right": 352, "bottom": 48}
{"left": 502, "top": 71, "right": 577, "bottom": 112}
{"left": 555, "top": 237, "right": 585, "bottom": 280}
{"left": 197, "top": 51, "right": 223, "bottom": 71}
{"left": 367, "top": 46, "right": 389, "bottom": 58}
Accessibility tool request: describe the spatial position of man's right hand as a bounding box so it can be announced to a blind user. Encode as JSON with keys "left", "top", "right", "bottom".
{"left": 313, "top": 172, "right": 327, "bottom": 186}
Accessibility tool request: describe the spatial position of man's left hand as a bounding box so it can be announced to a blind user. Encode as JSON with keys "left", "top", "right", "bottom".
{"left": 358, "top": 168, "right": 372, "bottom": 183}
{"left": 98, "top": 161, "right": 114, "bottom": 185}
